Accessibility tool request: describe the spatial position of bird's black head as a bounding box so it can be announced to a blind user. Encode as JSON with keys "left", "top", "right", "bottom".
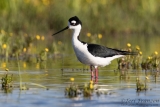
{"left": 52, "top": 16, "right": 82, "bottom": 36}
{"left": 68, "top": 16, "right": 82, "bottom": 26}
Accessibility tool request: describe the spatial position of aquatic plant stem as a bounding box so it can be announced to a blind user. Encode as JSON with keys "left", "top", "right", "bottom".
{"left": 5, "top": 47, "right": 9, "bottom": 63}
{"left": 29, "top": 83, "right": 48, "bottom": 89}
{"left": 16, "top": 53, "right": 22, "bottom": 90}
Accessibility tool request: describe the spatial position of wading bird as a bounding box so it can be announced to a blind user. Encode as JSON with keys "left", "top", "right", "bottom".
{"left": 52, "top": 16, "right": 136, "bottom": 83}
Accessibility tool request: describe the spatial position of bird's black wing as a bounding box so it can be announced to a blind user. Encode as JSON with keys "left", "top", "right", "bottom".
{"left": 87, "top": 44, "right": 136, "bottom": 58}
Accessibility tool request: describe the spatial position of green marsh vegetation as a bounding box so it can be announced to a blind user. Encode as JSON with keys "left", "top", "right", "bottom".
{"left": 0, "top": 0, "right": 160, "bottom": 58}
{"left": 1, "top": 68, "right": 13, "bottom": 89}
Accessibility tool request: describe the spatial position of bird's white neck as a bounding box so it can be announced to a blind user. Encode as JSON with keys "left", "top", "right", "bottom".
{"left": 71, "top": 25, "right": 82, "bottom": 44}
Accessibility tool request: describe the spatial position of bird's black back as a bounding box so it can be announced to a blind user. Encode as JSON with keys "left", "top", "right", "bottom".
{"left": 87, "top": 44, "right": 136, "bottom": 58}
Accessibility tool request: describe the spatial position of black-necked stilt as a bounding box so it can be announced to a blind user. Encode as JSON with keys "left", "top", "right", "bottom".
{"left": 53, "top": 16, "right": 137, "bottom": 83}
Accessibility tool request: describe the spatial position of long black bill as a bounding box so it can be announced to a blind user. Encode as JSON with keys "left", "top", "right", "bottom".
{"left": 52, "top": 26, "right": 69, "bottom": 36}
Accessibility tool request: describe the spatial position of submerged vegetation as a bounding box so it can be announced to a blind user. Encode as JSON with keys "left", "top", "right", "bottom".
{"left": 1, "top": 68, "right": 13, "bottom": 89}
{"left": 65, "top": 78, "right": 95, "bottom": 97}
{"left": 117, "top": 43, "right": 159, "bottom": 91}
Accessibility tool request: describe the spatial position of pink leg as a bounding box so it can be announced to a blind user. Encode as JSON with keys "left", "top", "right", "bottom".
{"left": 95, "top": 67, "right": 98, "bottom": 83}
{"left": 90, "top": 66, "right": 94, "bottom": 81}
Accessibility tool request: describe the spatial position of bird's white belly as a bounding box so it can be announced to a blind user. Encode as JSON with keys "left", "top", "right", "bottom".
{"left": 72, "top": 42, "right": 123, "bottom": 67}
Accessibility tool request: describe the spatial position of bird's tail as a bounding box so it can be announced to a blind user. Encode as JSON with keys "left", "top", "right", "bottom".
{"left": 119, "top": 50, "right": 138, "bottom": 55}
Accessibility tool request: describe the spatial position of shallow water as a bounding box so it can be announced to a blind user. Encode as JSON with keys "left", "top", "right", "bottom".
{"left": 0, "top": 56, "right": 160, "bottom": 107}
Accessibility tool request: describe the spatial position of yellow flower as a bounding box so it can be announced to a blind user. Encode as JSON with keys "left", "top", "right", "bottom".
{"left": 70, "top": 77, "right": 74, "bottom": 82}
{"left": 23, "top": 48, "right": 27, "bottom": 52}
{"left": 139, "top": 51, "right": 142, "bottom": 55}
{"left": 58, "top": 41, "right": 62, "bottom": 45}
{"left": 45, "top": 48, "right": 49, "bottom": 52}
{"left": 2, "top": 62, "right": 6, "bottom": 68}
{"left": 98, "top": 34, "right": 102, "bottom": 39}
{"left": 86, "top": 33, "right": 91, "bottom": 37}
{"left": 136, "top": 45, "right": 140, "bottom": 50}
{"left": 2, "top": 44, "right": 7, "bottom": 49}
{"left": 148, "top": 56, "right": 152, "bottom": 60}
{"left": 89, "top": 80, "right": 93, "bottom": 89}
{"left": 23, "top": 62, "right": 27, "bottom": 68}
{"left": 36, "top": 35, "right": 40, "bottom": 40}
{"left": 90, "top": 84, "right": 93, "bottom": 89}
{"left": 5, "top": 68, "right": 9, "bottom": 71}
{"left": 41, "top": 36, "right": 45, "bottom": 41}
{"left": 145, "top": 76, "right": 149, "bottom": 80}
{"left": 136, "top": 77, "right": 139, "bottom": 81}
{"left": 127, "top": 43, "right": 131, "bottom": 47}
{"left": 154, "top": 51, "right": 158, "bottom": 55}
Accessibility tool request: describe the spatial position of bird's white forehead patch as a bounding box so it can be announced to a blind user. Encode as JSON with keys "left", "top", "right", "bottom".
{"left": 71, "top": 20, "right": 76, "bottom": 24}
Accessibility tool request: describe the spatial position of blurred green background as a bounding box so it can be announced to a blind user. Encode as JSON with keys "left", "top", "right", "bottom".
{"left": 0, "top": 0, "right": 160, "bottom": 60}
